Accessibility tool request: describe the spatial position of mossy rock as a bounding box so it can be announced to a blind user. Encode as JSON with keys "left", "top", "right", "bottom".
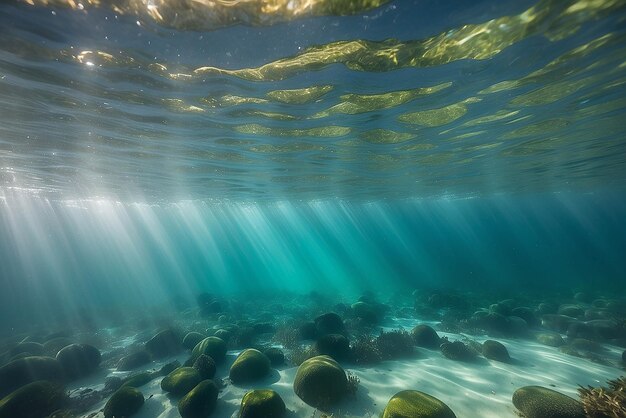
{"left": 239, "top": 389, "right": 286, "bottom": 418}
{"left": 178, "top": 380, "right": 219, "bottom": 418}
{"left": 293, "top": 355, "right": 347, "bottom": 408}
{"left": 145, "top": 329, "right": 181, "bottom": 359}
{"left": 440, "top": 341, "right": 476, "bottom": 362}
{"left": 193, "top": 354, "right": 216, "bottom": 380}
{"left": 535, "top": 332, "right": 565, "bottom": 347}
{"left": 314, "top": 334, "right": 351, "bottom": 361}
{"left": 161, "top": 367, "right": 202, "bottom": 396}
{"left": 104, "top": 386, "right": 144, "bottom": 418}
{"left": 158, "top": 360, "right": 181, "bottom": 376}
{"left": 122, "top": 371, "right": 155, "bottom": 388}
{"left": 56, "top": 344, "right": 101, "bottom": 380}
{"left": 0, "top": 356, "right": 63, "bottom": 398}
{"left": 117, "top": 350, "right": 151, "bottom": 371}
{"left": 411, "top": 325, "right": 440, "bottom": 349}
{"left": 482, "top": 340, "right": 510, "bottom": 362}
{"left": 351, "top": 302, "right": 379, "bottom": 324}
{"left": 183, "top": 332, "right": 206, "bottom": 350}
{"left": 511, "top": 307, "right": 538, "bottom": 327}
{"left": 314, "top": 313, "right": 345, "bottom": 336}
{"left": 558, "top": 305, "right": 585, "bottom": 318}
{"left": 229, "top": 349, "right": 271, "bottom": 384}
{"left": 541, "top": 315, "right": 576, "bottom": 333}
{"left": 263, "top": 348, "right": 285, "bottom": 367}
{"left": 213, "top": 329, "right": 232, "bottom": 343}
{"left": 382, "top": 390, "right": 456, "bottom": 418}
{"left": 0, "top": 380, "right": 67, "bottom": 418}
{"left": 512, "top": 386, "right": 585, "bottom": 418}
{"left": 299, "top": 322, "right": 317, "bottom": 340}
{"left": 9, "top": 342, "right": 44, "bottom": 357}
{"left": 43, "top": 338, "right": 73, "bottom": 356}
{"left": 191, "top": 337, "right": 227, "bottom": 365}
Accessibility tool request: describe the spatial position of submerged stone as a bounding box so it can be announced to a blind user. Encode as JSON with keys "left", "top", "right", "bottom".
{"left": 178, "top": 380, "right": 219, "bottom": 418}
{"left": 229, "top": 349, "right": 271, "bottom": 384}
{"left": 239, "top": 389, "right": 286, "bottom": 418}
{"left": 293, "top": 355, "right": 347, "bottom": 408}
{"left": 183, "top": 332, "right": 206, "bottom": 350}
{"left": 314, "top": 334, "right": 351, "bottom": 361}
{"left": 191, "top": 337, "right": 227, "bottom": 364}
{"left": 382, "top": 390, "right": 456, "bottom": 418}
{"left": 0, "top": 381, "right": 67, "bottom": 418}
{"left": 117, "top": 350, "right": 151, "bottom": 371}
{"left": 145, "top": 329, "right": 182, "bottom": 358}
{"left": 411, "top": 325, "right": 440, "bottom": 349}
{"left": 104, "top": 386, "right": 144, "bottom": 418}
{"left": 0, "top": 356, "right": 63, "bottom": 398}
{"left": 161, "top": 367, "right": 202, "bottom": 396}
{"left": 263, "top": 347, "right": 285, "bottom": 367}
{"left": 512, "top": 386, "right": 585, "bottom": 418}
{"left": 314, "top": 312, "right": 345, "bottom": 336}
{"left": 193, "top": 354, "right": 216, "bottom": 380}
{"left": 482, "top": 340, "right": 511, "bottom": 362}
{"left": 56, "top": 344, "right": 101, "bottom": 380}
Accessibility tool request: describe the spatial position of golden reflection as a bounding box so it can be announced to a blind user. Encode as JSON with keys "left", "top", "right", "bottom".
{"left": 502, "top": 119, "right": 571, "bottom": 139}
{"left": 266, "top": 85, "right": 334, "bottom": 104}
{"left": 162, "top": 98, "right": 205, "bottom": 112}
{"left": 398, "top": 98, "right": 480, "bottom": 127}
{"left": 359, "top": 129, "right": 415, "bottom": 144}
{"left": 234, "top": 124, "right": 350, "bottom": 137}
{"left": 201, "top": 95, "right": 268, "bottom": 107}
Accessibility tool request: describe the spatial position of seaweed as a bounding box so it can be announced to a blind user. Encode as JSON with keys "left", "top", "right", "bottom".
{"left": 578, "top": 376, "right": 626, "bottom": 418}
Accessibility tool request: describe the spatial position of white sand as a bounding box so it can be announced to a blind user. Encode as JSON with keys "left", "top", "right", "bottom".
{"left": 75, "top": 320, "right": 625, "bottom": 418}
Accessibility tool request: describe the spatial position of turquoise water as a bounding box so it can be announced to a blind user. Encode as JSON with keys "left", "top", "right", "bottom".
{"left": 0, "top": 1, "right": 626, "bottom": 417}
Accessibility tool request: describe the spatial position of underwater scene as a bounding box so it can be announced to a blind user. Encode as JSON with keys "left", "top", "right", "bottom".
{"left": 1, "top": 0, "right": 626, "bottom": 417}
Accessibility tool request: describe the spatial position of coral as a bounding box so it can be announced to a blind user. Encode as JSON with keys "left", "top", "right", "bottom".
{"left": 512, "top": 386, "right": 585, "bottom": 418}
{"left": 273, "top": 325, "right": 301, "bottom": 349}
{"left": 193, "top": 354, "right": 216, "bottom": 380}
{"left": 289, "top": 345, "right": 316, "bottom": 366}
{"left": 411, "top": 325, "right": 440, "bottom": 349}
{"left": 578, "top": 376, "right": 626, "bottom": 418}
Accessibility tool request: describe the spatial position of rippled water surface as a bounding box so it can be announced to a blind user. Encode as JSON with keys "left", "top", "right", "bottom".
{"left": 1, "top": 0, "right": 626, "bottom": 201}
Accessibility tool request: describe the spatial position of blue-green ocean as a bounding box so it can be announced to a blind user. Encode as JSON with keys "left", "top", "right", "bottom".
{"left": 0, "top": 1, "right": 625, "bottom": 417}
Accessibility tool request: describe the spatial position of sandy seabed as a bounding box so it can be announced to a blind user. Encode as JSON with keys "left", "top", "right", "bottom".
{"left": 73, "top": 318, "right": 624, "bottom": 418}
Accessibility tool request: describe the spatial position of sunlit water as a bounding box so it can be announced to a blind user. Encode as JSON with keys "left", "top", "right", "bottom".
{"left": 0, "top": 2, "right": 625, "bottom": 417}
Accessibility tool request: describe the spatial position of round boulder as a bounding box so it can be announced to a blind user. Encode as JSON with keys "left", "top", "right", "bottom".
{"left": 191, "top": 337, "right": 227, "bottom": 364}
{"left": 0, "top": 380, "right": 67, "bottom": 418}
{"left": 117, "top": 351, "right": 151, "bottom": 371}
{"left": 56, "top": 343, "right": 101, "bottom": 380}
{"left": 512, "top": 386, "right": 585, "bottom": 418}
{"left": 314, "top": 313, "right": 345, "bottom": 336}
{"left": 482, "top": 340, "right": 511, "bottom": 362}
{"left": 229, "top": 349, "right": 271, "bottom": 384}
{"left": 382, "top": 390, "right": 456, "bottom": 418}
{"left": 411, "top": 325, "right": 440, "bottom": 349}
{"left": 314, "top": 334, "right": 351, "bottom": 361}
{"left": 104, "top": 386, "right": 144, "bottom": 418}
{"left": 240, "top": 389, "right": 286, "bottom": 418}
{"left": 0, "top": 356, "right": 63, "bottom": 398}
{"left": 293, "top": 355, "right": 347, "bottom": 408}
{"left": 161, "top": 367, "right": 202, "bottom": 396}
{"left": 183, "top": 332, "right": 206, "bottom": 350}
{"left": 145, "top": 329, "right": 181, "bottom": 358}
{"left": 193, "top": 354, "right": 216, "bottom": 380}
{"left": 178, "top": 380, "right": 219, "bottom": 418}
{"left": 263, "top": 348, "right": 285, "bottom": 367}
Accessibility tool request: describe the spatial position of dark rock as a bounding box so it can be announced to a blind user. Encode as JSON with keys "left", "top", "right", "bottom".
{"left": 104, "top": 376, "right": 123, "bottom": 393}
{"left": 382, "top": 390, "right": 456, "bottom": 418}
{"left": 314, "top": 313, "right": 345, "bottom": 336}
{"left": 122, "top": 372, "right": 155, "bottom": 388}
{"left": 10, "top": 342, "right": 44, "bottom": 357}
{"left": 239, "top": 389, "right": 286, "bottom": 418}
{"left": 42, "top": 338, "right": 73, "bottom": 356}
{"left": 0, "top": 356, "right": 63, "bottom": 398}
{"left": 541, "top": 314, "right": 576, "bottom": 333}
{"left": 482, "top": 340, "right": 511, "bottom": 362}
{"left": 511, "top": 307, "right": 538, "bottom": 327}
{"left": 104, "top": 386, "right": 144, "bottom": 418}
{"left": 0, "top": 380, "right": 67, "bottom": 418}
{"left": 314, "top": 334, "right": 351, "bottom": 361}
{"left": 145, "top": 329, "right": 181, "bottom": 359}
{"left": 263, "top": 347, "right": 285, "bottom": 367}
{"left": 178, "top": 380, "right": 218, "bottom": 418}
{"left": 212, "top": 329, "right": 232, "bottom": 343}
{"left": 440, "top": 340, "right": 477, "bottom": 362}
{"left": 56, "top": 344, "right": 101, "bottom": 380}
{"left": 558, "top": 305, "right": 585, "bottom": 318}
{"left": 411, "top": 325, "right": 440, "bottom": 349}
{"left": 293, "top": 355, "right": 347, "bottom": 408}
{"left": 158, "top": 360, "right": 181, "bottom": 376}
{"left": 161, "top": 367, "right": 202, "bottom": 396}
{"left": 537, "top": 302, "right": 557, "bottom": 315}
{"left": 229, "top": 349, "right": 271, "bottom": 384}
{"left": 182, "top": 333, "right": 205, "bottom": 350}
{"left": 299, "top": 322, "right": 317, "bottom": 340}
{"left": 512, "top": 386, "right": 585, "bottom": 418}
{"left": 191, "top": 337, "right": 227, "bottom": 364}
{"left": 193, "top": 354, "right": 216, "bottom": 380}
{"left": 117, "top": 351, "right": 151, "bottom": 371}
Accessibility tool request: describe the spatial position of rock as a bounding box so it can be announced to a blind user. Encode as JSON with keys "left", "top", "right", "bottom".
{"left": 239, "top": 389, "right": 286, "bottom": 418}
{"left": 42, "top": 338, "right": 73, "bottom": 356}
{"left": 587, "top": 320, "right": 623, "bottom": 340}
{"left": 122, "top": 372, "right": 155, "bottom": 388}
{"left": 145, "top": 329, "right": 181, "bottom": 358}
{"left": 511, "top": 307, "right": 538, "bottom": 327}
{"left": 537, "top": 303, "right": 557, "bottom": 315}
{"left": 314, "top": 334, "right": 351, "bottom": 361}
{"left": 482, "top": 340, "right": 511, "bottom": 362}
{"left": 574, "top": 292, "right": 590, "bottom": 303}
{"left": 508, "top": 316, "right": 529, "bottom": 336}
{"left": 568, "top": 338, "right": 605, "bottom": 354}
{"left": 56, "top": 344, "right": 101, "bottom": 380}
{"left": 535, "top": 332, "right": 565, "bottom": 347}
{"left": 213, "top": 329, "right": 232, "bottom": 343}
{"left": 117, "top": 351, "right": 151, "bottom": 371}
{"left": 541, "top": 314, "right": 576, "bottom": 333}
{"left": 0, "top": 356, "right": 64, "bottom": 398}
{"left": 263, "top": 348, "right": 285, "bottom": 367}
{"left": 351, "top": 302, "right": 380, "bottom": 324}
{"left": 0, "top": 380, "right": 67, "bottom": 418}
{"left": 159, "top": 360, "right": 181, "bottom": 376}
{"left": 178, "top": 380, "right": 219, "bottom": 418}
{"left": 293, "top": 355, "right": 347, "bottom": 408}
{"left": 314, "top": 313, "right": 345, "bottom": 336}
{"left": 161, "top": 367, "right": 202, "bottom": 396}
{"left": 558, "top": 305, "right": 585, "bottom": 318}
{"left": 193, "top": 354, "right": 216, "bottom": 380}
{"left": 104, "top": 386, "right": 144, "bottom": 418}
{"left": 512, "top": 386, "right": 585, "bottom": 418}
{"left": 411, "top": 325, "right": 440, "bottom": 349}
{"left": 183, "top": 333, "right": 206, "bottom": 350}
{"left": 104, "top": 376, "right": 123, "bottom": 393}
{"left": 191, "top": 337, "right": 227, "bottom": 364}
{"left": 440, "top": 340, "right": 476, "bottom": 362}
{"left": 482, "top": 312, "right": 510, "bottom": 335}
{"left": 382, "top": 390, "right": 456, "bottom": 418}
{"left": 299, "top": 322, "right": 317, "bottom": 340}
{"left": 9, "top": 342, "right": 44, "bottom": 357}
{"left": 490, "top": 303, "right": 511, "bottom": 317}
{"left": 229, "top": 349, "right": 271, "bottom": 384}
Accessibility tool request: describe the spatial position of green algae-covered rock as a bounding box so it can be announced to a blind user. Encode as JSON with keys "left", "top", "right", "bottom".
{"left": 440, "top": 340, "right": 476, "bottom": 362}
{"left": 104, "top": 386, "right": 144, "bottom": 418}
{"left": 482, "top": 340, "right": 511, "bottom": 363}
{"left": 161, "top": 367, "right": 202, "bottom": 396}
{"left": 0, "top": 381, "right": 67, "bottom": 418}
{"left": 145, "top": 329, "right": 182, "bottom": 359}
{"left": 382, "top": 390, "right": 456, "bottom": 418}
{"left": 293, "top": 355, "right": 347, "bottom": 408}
{"left": 191, "top": 337, "right": 227, "bottom": 364}
{"left": 117, "top": 350, "right": 151, "bottom": 371}
{"left": 183, "top": 332, "right": 206, "bottom": 350}
{"left": 263, "top": 347, "right": 285, "bottom": 367}
{"left": 0, "top": 356, "right": 63, "bottom": 398}
{"left": 122, "top": 371, "right": 155, "bottom": 388}
{"left": 229, "top": 349, "right": 271, "bottom": 384}
{"left": 193, "top": 354, "right": 216, "bottom": 380}
{"left": 512, "top": 386, "right": 585, "bottom": 418}
{"left": 535, "top": 332, "right": 566, "bottom": 347}
{"left": 239, "top": 389, "right": 286, "bottom": 418}
{"left": 411, "top": 325, "right": 441, "bottom": 349}
{"left": 56, "top": 344, "right": 101, "bottom": 380}
{"left": 178, "top": 380, "right": 219, "bottom": 418}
